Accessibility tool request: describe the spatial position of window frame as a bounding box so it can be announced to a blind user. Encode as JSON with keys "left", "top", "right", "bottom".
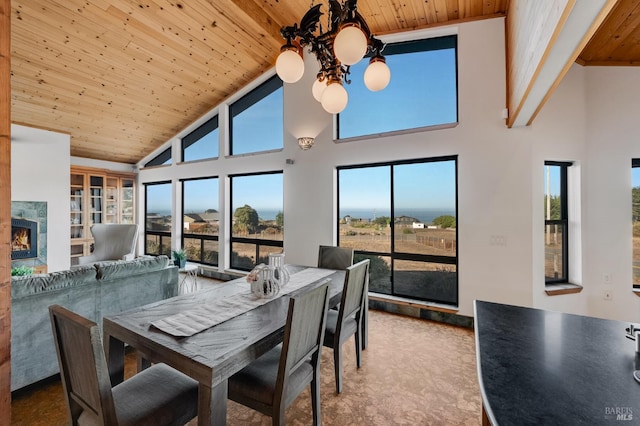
{"left": 632, "top": 159, "right": 640, "bottom": 289}
{"left": 336, "top": 35, "right": 459, "bottom": 141}
{"left": 181, "top": 176, "right": 219, "bottom": 266}
{"left": 544, "top": 161, "right": 571, "bottom": 285}
{"left": 229, "top": 170, "right": 284, "bottom": 271}
{"left": 337, "top": 155, "right": 458, "bottom": 305}
{"left": 228, "top": 75, "right": 283, "bottom": 156}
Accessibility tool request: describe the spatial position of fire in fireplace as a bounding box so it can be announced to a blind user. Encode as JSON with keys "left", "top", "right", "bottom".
{"left": 11, "top": 218, "right": 38, "bottom": 260}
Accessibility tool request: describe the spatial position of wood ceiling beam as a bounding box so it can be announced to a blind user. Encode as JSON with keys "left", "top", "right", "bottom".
{"left": 0, "top": 0, "right": 11, "bottom": 420}
{"left": 506, "top": 0, "right": 618, "bottom": 128}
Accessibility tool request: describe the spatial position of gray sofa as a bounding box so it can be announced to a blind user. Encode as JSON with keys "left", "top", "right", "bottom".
{"left": 11, "top": 255, "right": 178, "bottom": 391}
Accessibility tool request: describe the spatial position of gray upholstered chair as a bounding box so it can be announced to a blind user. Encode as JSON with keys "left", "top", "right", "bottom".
{"left": 323, "top": 259, "right": 370, "bottom": 393}
{"left": 49, "top": 304, "right": 198, "bottom": 426}
{"left": 317, "top": 245, "right": 354, "bottom": 270}
{"left": 77, "top": 224, "right": 138, "bottom": 265}
{"left": 228, "top": 279, "right": 331, "bottom": 426}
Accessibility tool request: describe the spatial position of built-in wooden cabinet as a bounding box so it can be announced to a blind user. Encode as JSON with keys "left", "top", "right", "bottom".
{"left": 70, "top": 167, "right": 136, "bottom": 265}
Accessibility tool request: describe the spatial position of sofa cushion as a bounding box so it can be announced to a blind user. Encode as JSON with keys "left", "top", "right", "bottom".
{"left": 95, "top": 255, "right": 171, "bottom": 281}
{"left": 11, "top": 265, "right": 97, "bottom": 298}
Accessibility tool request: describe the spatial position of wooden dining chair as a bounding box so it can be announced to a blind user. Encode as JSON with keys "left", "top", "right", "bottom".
{"left": 49, "top": 304, "right": 198, "bottom": 426}
{"left": 323, "top": 259, "right": 370, "bottom": 393}
{"left": 317, "top": 245, "right": 354, "bottom": 270}
{"left": 228, "top": 279, "right": 331, "bottom": 426}
{"left": 318, "top": 245, "right": 371, "bottom": 351}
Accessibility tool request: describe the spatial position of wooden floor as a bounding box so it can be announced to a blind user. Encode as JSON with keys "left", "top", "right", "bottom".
{"left": 11, "top": 274, "right": 482, "bottom": 425}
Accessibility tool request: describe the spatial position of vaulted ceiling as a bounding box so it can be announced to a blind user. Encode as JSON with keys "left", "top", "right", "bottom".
{"left": 9, "top": 0, "right": 640, "bottom": 164}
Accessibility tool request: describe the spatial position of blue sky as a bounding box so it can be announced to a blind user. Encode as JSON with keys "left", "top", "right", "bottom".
{"left": 146, "top": 183, "right": 172, "bottom": 214}
{"left": 339, "top": 165, "right": 390, "bottom": 211}
{"left": 184, "top": 130, "right": 219, "bottom": 161}
{"left": 633, "top": 167, "right": 640, "bottom": 188}
{"left": 232, "top": 88, "right": 283, "bottom": 155}
{"left": 339, "top": 161, "right": 457, "bottom": 213}
{"left": 544, "top": 165, "right": 561, "bottom": 196}
{"left": 232, "top": 173, "right": 283, "bottom": 216}
{"left": 340, "top": 48, "right": 457, "bottom": 138}
{"left": 184, "top": 178, "right": 218, "bottom": 213}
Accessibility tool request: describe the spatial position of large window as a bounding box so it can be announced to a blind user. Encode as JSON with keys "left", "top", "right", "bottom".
{"left": 182, "top": 177, "right": 219, "bottom": 265}
{"left": 338, "top": 35, "right": 458, "bottom": 140}
{"left": 145, "top": 181, "right": 172, "bottom": 256}
{"left": 230, "top": 172, "right": 284, "bottom": 270}
{"left": 633, "top": 160, "right": 640, "bottom": 288}
{"left": 229, "top": 76, "right": 283, "bottom": 155}
{"left": 182, "top": 116, "right": 219, "bottom": 162}
{"left": 338, "top": 156, "right": 458, "bottom": 305}
{"left": 544, "top": 161, "right": 571, "bottom": 284}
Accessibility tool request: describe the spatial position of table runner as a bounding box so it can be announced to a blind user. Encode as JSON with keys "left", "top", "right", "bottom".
{"left": 150, "top": 267, "right": 335, "bottom": 337}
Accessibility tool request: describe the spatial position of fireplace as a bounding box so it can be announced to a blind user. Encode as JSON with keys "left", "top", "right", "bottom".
{"left": 11, "top": 218, "right": 39, "bottom": 260}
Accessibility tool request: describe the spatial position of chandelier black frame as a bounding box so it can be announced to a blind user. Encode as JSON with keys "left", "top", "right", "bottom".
{"left": 275, "top": 0, "right": 391, "bottom": 115}
{"left": 279, "top": 0, "right": 385, "bottom": 87}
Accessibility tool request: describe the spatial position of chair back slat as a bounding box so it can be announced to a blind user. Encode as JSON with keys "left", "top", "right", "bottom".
{"left": 317, "top": 245, "right": 354, "bottom": 270}
{"left": 49, "top": 305, "right": 118, "bottom": 425}
{"left": 338, "top": 259, "right": 370, "bottom": 324}
{"left": 278, "top": 279, "right": 331, "bottom": 384}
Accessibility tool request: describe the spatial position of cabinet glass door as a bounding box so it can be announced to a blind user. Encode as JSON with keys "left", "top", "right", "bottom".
{"left": 105, "top": 177, "right": 118, "bottom": 224}
{"left": 89, "top": 175, "right": 104, "bottom": 225}
{"left": 121, "top": 178, "right": 135, "bottom": 224}
{"left": 70, "top": 173, "right": 84, "bottom": 239}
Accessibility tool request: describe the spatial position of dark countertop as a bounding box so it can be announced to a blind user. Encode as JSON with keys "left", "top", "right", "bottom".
{"left": 474, "top": 300, "right": 640, "bottom": 425}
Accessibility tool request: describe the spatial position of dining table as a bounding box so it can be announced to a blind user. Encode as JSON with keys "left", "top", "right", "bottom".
{"left": 103, "top": 264, "right": 346, "bottom": 426}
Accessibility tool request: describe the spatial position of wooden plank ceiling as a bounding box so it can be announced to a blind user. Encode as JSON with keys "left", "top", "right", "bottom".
{"left": 8, "top": 0, "right": 638, "bottom": 164}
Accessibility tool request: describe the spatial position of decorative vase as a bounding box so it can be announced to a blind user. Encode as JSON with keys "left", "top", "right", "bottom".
{"left": 247, "top": 264, "right": 280, "bottom": 298}
{"left": 268, "top": 253, "right": 290, "bottom": 289}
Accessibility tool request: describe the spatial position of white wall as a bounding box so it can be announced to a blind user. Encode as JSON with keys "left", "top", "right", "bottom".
{"left": 11, "top": 124, "right": 70, "bottom": 272}
{"left": 582, "top": 67, "right": 640, "bottom": 321}
{"left": 136, "top": 17, "right": 640, "bottom": 321}
{"left": 530, "top": 63, "right": 589, "bottom": 315}
{"left": 528, "top": 64, "right": 640, "bottom": 323}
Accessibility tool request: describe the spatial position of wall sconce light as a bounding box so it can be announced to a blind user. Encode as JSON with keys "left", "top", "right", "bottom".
{"left": 298, "top": 137, "right": 315, "bottom": 150}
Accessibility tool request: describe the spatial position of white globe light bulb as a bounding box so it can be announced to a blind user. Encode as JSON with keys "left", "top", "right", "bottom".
{"left": 275, "top": 49, "right": 304, "bottom": 83}
{"left": 312, "top": 78, "right": 327, "bottom": 102}
{"left": 333, "top": 26, "right": 368, "bottom": 66}
{"left": 321, "top": 82, "right": 348, "bottom": 114}
{"left": 364, "top": 59, "right": 391, "bottom": 92}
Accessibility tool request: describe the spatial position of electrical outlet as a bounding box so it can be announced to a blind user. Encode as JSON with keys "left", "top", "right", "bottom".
{"left": 490, "top": 235, "right": 507, "bottom": 246}
{"left": 603, "top": 273, "right": 611, "bottom": 284}
{"left": 604, "top": 290, "right": 613, "bottom": 301}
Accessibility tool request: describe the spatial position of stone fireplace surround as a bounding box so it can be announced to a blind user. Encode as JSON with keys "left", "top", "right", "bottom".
{"left": 11, "top": 201, "right": 47, "bottom": 273}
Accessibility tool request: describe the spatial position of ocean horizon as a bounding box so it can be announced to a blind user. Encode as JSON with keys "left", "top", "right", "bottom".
{"left": 151, "top": 207, "right": 455, "bottom": 224}
{"left": 151, "top": 208, "right": 282, "bottom": 221}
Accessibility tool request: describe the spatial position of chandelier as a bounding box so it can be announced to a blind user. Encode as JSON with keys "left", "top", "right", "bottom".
{"left": 275, "top": 0, "right": 391, "bottom": 114}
